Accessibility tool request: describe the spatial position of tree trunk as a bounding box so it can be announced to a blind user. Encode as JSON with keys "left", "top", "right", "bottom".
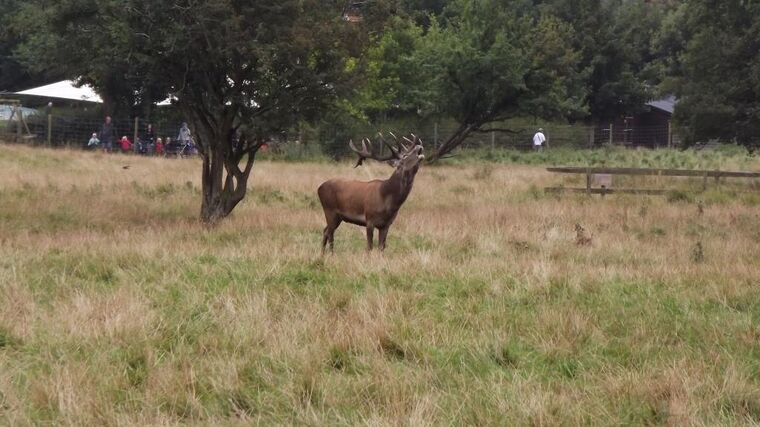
{"left": 142, "top": 95, "right": 153, "bottom": 122}
{"left": 101, "top": 92, "right": 115, "bottom": 117}
{"left": 180, "top": 102, "right": 255, "bottom": 225}
{"left": 429, "top": 122, "right": 477, "bottom": 162}
{"left": 199, "top": 136, "right": 256, "bottom": 225}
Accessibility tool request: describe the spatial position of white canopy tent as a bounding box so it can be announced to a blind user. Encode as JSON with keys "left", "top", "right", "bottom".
{"left": 14, "top": 80, "right": 173, "bottom": 105}
{"left": 16, "top": 80, "right": 102, "bottom": 103}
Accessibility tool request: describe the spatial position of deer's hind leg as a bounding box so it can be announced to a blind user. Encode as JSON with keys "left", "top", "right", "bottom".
{"left": 321, "top": 227, "right": 330, "bottom": 253}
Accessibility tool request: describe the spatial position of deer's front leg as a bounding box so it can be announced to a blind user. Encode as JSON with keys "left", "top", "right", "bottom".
{"left": 378, "top": 226, "right": 390, "bottom": 251}
{"left": 366, "top": 226, "right": 374, "bottom": 251}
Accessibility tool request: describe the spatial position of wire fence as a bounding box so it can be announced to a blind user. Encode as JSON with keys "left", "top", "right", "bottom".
{"left": 0, "top": 112, "right": 182, "bottom": 150}
{"left": 1, "top": 112, "right": 684, "bottom": 156}
{"left": 315, "top": 122, "right": 684, "bottom": 158}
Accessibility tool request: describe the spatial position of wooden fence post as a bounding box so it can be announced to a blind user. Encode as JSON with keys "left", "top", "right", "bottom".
{"left": 15, "top": 106, "right": 22, "bottom": 143}
{"left": 133, "top": 117, "right": 139, "bottom": 153}
{"left": 586, "top": 168, "right": 591, "bottom": 195}
{"left": 433, "top": 122, "right": 439, "bottom": 150}
{"left": 47, "top": 113, "right": 52, "bottom": 146}
{"left": 608, "top": 123, "right": 613, "bottom": 145}
{"left": 667, "top": 120, "right": 673, "bottom": 149}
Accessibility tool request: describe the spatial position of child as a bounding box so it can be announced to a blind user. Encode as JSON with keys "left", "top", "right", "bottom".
{"left": 87, "top": 132, "right": 100, "bottom": 149}
{"left": 155, "top": 137, "right": 164, "bottom": 155}
{"left": 119, "top": 136, "right": 132, "bottom": 152}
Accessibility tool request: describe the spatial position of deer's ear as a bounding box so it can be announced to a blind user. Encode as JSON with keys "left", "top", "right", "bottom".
{"left": 387, "top": 159, "right": 400, "bottom": 167}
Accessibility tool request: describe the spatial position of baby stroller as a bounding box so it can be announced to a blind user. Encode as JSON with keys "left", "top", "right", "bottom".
{"left": 164, "top": 139, "right": 197, "bottom": 158}
{"left": 165, "top": 122, "right": 198, "bottom": 157}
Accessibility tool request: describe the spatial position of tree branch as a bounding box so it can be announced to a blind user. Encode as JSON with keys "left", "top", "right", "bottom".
{"left": 473, "top": 127, "right": 518, "bottom": 134}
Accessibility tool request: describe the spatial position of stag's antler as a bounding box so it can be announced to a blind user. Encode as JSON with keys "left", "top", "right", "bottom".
{"left": 376, "top": 133, "right": 400, "bottom": 158}
{"left": 387, "top": 131, "right": 418, "bottom": 153}
{"left": 349, "top": 133, "right": 424, "bottom": 168}
{"left": 349, "top": 137, "right": 400, "bottom": 168}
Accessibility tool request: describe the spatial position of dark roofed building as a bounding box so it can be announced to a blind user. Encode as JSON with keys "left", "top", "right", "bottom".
{"left": 603, "top": 95, "right": 678, "bottom": 148}
{"left": 646, "top": 95, "right": 676, "bottom": 115}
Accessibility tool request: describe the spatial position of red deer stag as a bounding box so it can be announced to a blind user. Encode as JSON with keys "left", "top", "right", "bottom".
{"left": 318, "top": 134, "right": 425, "bottom": 253}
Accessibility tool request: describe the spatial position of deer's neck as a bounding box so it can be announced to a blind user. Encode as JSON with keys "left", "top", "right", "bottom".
{"left": 382, "top": 167, "right": 418, "bottom": 206}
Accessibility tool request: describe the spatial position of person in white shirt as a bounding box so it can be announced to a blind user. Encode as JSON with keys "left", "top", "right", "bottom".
{"left": 533, "top": 128, "right": 546, "bottom": 151}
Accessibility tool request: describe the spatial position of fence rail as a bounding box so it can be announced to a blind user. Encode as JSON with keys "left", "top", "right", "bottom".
{"left": 546, "top": 166, "right": 760, "bottom": 196}
{"left": 546, "top": 167, "right": 760, "bottom": 178}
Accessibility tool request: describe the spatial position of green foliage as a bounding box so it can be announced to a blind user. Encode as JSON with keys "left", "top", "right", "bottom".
{"left": 10, "top": 0, "right": 364, "bottom": 222}
{"left": 346, "top": 17, "right": 423, "bottom": 119}
{"left": 4, "top": 0, "right": 759, "bottom": 153}
{"left": 446, "top": 145, "right": 756, "bottom": 170}
{"left": 395, "top": 0, "right": 587, "bottom": 159}
{"left": 661, "top": 0, "right": 760, "bottom": 147}
{"left": 543, "top": 0, "right": 671, "bottom": 122}
{"left": 414, "top": 1, "right": 585, "bottom": 122}
{"left": 11, "top": 0, "right": 150, "bottom": 115}
{"left": 0, "top": 1, "right": 42, "bottom": 91}
{"left": 0, "top": 326, "right": 19, "bottom": 349}
{"left": 11, "top": 0, "right": 355, "bottom": 136}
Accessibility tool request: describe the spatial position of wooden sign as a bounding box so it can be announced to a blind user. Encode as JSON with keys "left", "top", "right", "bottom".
{"left": 592, "top": 173, "right": 613, "bottom": 188}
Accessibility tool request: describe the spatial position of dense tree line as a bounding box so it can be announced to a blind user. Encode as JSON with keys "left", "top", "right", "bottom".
{"left": 0, "top": 0, "right": 54, "bottom": 92}
{"left": 0, "top": 0, "right": 757, "bottom": 221}
{"left": 335, "top": 0, "right": 758, "bottom": 153}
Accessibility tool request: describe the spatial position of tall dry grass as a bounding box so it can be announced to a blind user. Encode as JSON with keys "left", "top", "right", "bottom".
{"left": 0, "top": 144, "right": 759, "bottom": 425}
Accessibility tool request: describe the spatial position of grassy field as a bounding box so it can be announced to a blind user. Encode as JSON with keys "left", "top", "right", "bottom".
{"left": 0, "top": 144, "right": 759, "bottom": 425}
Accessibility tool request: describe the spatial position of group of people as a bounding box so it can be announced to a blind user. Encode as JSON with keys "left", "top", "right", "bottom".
{"left": 87, "top": 116, "right": 195, "bottom": 156}
{"left": 87, "top": 116, "right": 547, "bottom": 153}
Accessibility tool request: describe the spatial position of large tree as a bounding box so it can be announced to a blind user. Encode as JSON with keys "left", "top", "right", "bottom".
{"left": 658, "top": 0, "right": 760, "bottom": 147}
{"left": 11, "top": 0, "right": 148, "bottom": 115}
{"left": 406, "top": 0, "right": 586, "bottom": 160}
{"left": 0, "top": 0, "right": 53, "bottom": 92}
{"left": 543, "top": 0, "right": 670, "bottom": 123}
{"left": 15, "top": 0, "right": 355, "bottom": 223}
{"left": 343, "top": 17, "right": 422, "bottom": 121}
{"left": 145, "top": 1, "right": 353, "bottom": 223}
